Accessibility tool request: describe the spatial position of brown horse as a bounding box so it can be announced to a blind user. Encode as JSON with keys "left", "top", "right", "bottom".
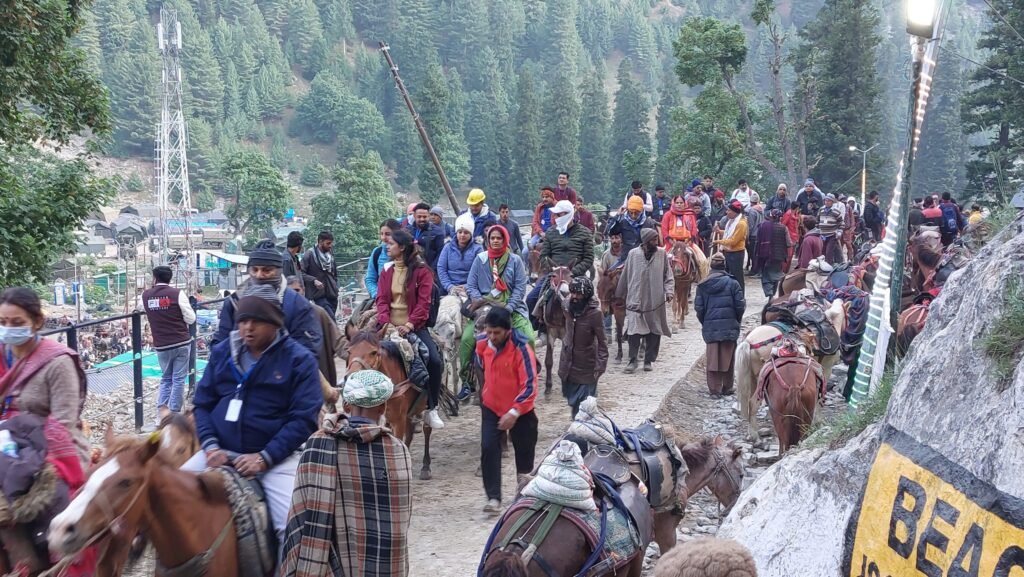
{"left": 597, "top": 265, "right": 626, "bottom": 361}
{"left": 528, "top": 240, "right": 543, "bottom": 282}
{"left": 668, "top": 241, "right": 702, "bottom": 328}
{"left": 757, "top": 355, "right": 824, "bottom": 454}
{"left": 480, "top": 435, "right": 744, "bottom": 576}
{"left": 343, "top": 328, "right": 434, "bottom": 480}
{"left": 540, "top": 266, "right": 572, "bottom": 392}
{"left": 896, "top": 299, "right": 931, "bottom": 356}
{"left": 49, "top": 434, "right": 242, "bottom": 577}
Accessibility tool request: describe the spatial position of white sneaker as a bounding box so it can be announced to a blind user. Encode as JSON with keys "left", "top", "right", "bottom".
{"left": 425, "top": 409, "right": 445, "bottom": 430}
{"left": 483, "top": 499, "right": 502, "bottom": 514}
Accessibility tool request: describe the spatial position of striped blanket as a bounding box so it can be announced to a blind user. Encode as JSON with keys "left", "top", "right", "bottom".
{"left": 279, "top": 416, "right": 413, "bottom": 577}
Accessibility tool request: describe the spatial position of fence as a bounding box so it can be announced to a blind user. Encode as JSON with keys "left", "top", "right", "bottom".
{"left": 42, "top": 298, "right": 227, "bottom": 432}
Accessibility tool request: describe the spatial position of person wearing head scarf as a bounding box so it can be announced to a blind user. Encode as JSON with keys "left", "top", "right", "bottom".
{"left": 280, "top": 369, "right": 413, "bottom": 577}
{"left": 694, "top": 252, "right": 745, "bottom": 396}
{"left": 212, "top": 239, "right": 323, "bottom": 358}
{"left": 608, "top": 195, "right": 659, "bottom": 267}
{"left": 437, "top": 213, "right": 483, "bottom": 296}
{"left": 190, "top": 290, "right": 322, "bottom": 550}
{"left": 529, "top": 200, "right": 594, "bottom": 338}
{"left": 614, "top": 227, "right": 674, "bottom": 374}
{"left": 713, "top": 200, "right": 749, "bottom": 296}
{"left": 756, "top": 209, "right": 792, "bottom": 297}
{"left": 556, "top": 276, "right": 608, "bottom": 418}
{"left": 817, "top": 194, "right": 844, "bottom": 264}
{"left": 661, "top": 194, "right": 701, "bottom": 252}
{"left": 459, "top": 224, "right": 533, "bottom": 400}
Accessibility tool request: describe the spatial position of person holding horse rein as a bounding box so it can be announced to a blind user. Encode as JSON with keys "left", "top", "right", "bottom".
{"left": 557, "top": 276, "right": 607, "bottom": 418}
{"left": 526, "top": 200, "right": 594, "bottom": 340}
{"left": 459, "top": 224, "right": 534, "bottom": 400}
{"left": 188, "top": 288, "right": 322, "bottom": 550}
{"left": 475, "top": 307, "right": 538, "bottom": 514}
{"left": 376, "top": 229, "right": 446, "bottom": 430}
{"left": 280, "top": 370, "right": 413, "bottom": 577}
{"left": 712, "top": 200, "right": 748, "bottom": 297}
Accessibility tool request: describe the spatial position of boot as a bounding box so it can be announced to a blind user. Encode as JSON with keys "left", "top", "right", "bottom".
{"left": 624, "top": 360, "right": 638, "bottom": 374}
{"left": 643, "top": 361, "right": 653, "bottom": 372}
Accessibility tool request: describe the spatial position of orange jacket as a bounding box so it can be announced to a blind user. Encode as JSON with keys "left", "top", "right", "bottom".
{"left": 661, "top": 209, "right": 699, "bottom": 247}
{"left": 475, "top": 330, "right": 537, "bottom": 417}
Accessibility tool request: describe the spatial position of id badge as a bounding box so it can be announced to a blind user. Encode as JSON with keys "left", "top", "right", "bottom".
{"left": 225, "top": 399, "right": 242, "bottom": 422}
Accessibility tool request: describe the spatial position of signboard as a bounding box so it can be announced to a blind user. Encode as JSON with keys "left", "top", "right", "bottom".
{"left": 843, "top": 426, "right": 1024, "bottom": 577}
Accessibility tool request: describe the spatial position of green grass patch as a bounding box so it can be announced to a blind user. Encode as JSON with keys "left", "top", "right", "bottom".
{"left": 981, "top": 278, "right": 1024, "bottom": 391}
{"left": 805, "top": 371, "right": 895, "bottom": 450}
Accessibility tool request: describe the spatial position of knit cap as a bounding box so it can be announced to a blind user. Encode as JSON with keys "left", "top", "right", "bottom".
{"left": 235, "top": 294, "right": 284, "bottom": 327}
{"left": 247, "top": 239, "right": 283, "bottom": 268}
{"left": 343, "top": 370, "right": 395, "bottom": 408}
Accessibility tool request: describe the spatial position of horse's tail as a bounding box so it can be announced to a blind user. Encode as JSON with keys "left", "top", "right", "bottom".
{"left": 783, "top": 376, "right": 809, "bottom": 447}
{"left": 735, "top": 339, "right": 754, "bottom": 421}
{"left": 481, "top": 550, "right": 529, "bottom": 577}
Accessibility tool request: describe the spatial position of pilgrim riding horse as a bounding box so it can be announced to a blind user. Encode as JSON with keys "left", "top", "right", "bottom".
{"left": 480, "top": 434, "right": 744, "bottom": 577}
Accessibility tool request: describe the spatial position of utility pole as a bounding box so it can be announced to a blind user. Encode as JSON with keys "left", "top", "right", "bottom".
{"left": 379, "top": 42, "right": 462, "bottom": 214}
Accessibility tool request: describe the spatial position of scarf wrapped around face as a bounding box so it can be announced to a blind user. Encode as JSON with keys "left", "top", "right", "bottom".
{"left": 487, "top": 225, "right": 511, "bottom": 295}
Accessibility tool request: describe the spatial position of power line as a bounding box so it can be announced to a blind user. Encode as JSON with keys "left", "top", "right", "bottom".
{"left": 939, "top": 45, "right": 1024, "bottom": 87}
{"left": 979, "top": 0, "right": 1024, "bottom": 46}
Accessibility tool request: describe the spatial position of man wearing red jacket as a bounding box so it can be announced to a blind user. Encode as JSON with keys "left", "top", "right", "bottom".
{"left": 475, "top": 306, "right": 538, "bottom": 514}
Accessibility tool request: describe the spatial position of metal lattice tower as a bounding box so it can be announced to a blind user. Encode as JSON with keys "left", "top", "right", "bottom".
{"left": 155, "top": 8, "right": 195, "bottom": 292}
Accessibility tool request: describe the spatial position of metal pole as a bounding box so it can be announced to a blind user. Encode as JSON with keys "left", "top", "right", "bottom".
{"left": 187, "top": 320, "right": 198, "bottom": 403}
{"left": 131, "top": 312, "right": 144, "bottom": 431}
{"left": 379, "top": 42, "right": 462, "bottom": 214}
{"left": 861, "top": 151, "right": 868, "bottom": 208}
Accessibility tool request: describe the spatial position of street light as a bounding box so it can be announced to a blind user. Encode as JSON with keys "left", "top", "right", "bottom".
{"left": 907, "top": 0, "right": 938, "bottom": 38}
{"left": 849, "top": 144, "right": 879, "bottom": 208}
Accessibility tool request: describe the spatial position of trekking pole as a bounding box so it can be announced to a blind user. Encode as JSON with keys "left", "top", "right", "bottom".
{"left": 379, "top": 42, "right": 462, "bottom": 215}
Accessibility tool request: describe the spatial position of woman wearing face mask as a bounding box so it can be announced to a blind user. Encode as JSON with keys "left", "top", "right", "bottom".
{"left": 0, "top": 288, "right": 90, "bottom": 465}
{"left": 458, "top": 225, "right": 535, "bottom": 400}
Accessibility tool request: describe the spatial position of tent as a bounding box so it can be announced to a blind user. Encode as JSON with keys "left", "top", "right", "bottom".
{"left": 88, "top": 351, "right": 208, "bottom": 395}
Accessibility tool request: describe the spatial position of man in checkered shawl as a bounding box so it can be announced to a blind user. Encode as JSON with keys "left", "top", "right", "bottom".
{"left": 279, "top": 370, "right": 412, "bottom": 577}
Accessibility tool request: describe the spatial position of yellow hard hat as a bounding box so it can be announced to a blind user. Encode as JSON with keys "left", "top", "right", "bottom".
{"left": 467, "top": 188, "right": 486, "bottom": 205}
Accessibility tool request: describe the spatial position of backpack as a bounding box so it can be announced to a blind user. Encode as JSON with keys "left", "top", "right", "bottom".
{"left": 939, "top": 203, "right": 959, "bottom": 235}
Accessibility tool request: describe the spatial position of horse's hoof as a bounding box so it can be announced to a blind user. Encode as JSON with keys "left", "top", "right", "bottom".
{"left": 420, "top": 469, "right": 432, "bottom": 481}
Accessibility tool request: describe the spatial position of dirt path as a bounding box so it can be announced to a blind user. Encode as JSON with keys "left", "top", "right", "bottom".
{"left": 407, "top": 279, "right": 770, "bottom": 576}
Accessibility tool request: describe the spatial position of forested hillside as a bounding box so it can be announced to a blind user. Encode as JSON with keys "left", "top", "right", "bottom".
{"left": 73, "top": 0, "right": 1015, "bottom": 255}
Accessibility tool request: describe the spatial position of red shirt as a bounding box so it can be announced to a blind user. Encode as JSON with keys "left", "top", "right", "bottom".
{"left": 375, "top": 263, "right": 434, "bottom": 331}
{"left": 780, "top": 211, "right": 801, "bottom": 242}
{"left": 475, "top": 331, "right": 537, "bottom": 417}
{"left": 553, "top": 186, "right": 578, "bottom": 205}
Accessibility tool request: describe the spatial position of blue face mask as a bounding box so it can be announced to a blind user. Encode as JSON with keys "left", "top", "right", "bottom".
{"left": 0, "top": 327, "right": 34, "bottom": 347}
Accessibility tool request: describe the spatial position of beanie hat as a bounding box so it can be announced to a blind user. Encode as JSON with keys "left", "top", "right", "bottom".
{"left": 248, "top": 239, "right": 283, "bottom": 268}
{"left": 235, "top": 294, "right": 284, "bottom": 328}
{"left": 825, "top": 193, "right": 837, "bottom": 201}
{"left": 627, "top": 196, "right": 644, "bottom": 212}
{"left": 653, "top": 537, "right": 757, "bottom": 577}
{"left": 429, "top": 206, "right": 445, "bottom": 217}
{"left": 691, "top": 178, "right": 702, "bottom": 188}
{"left": 640, "top": 227, "right": 659, "bottom": 244}
{"left": 343, "top": 370, "right": 394, "bottom": 408}
{"left": 455, "top": 213, "right": 474, "bottom": 233}
{"left": 709, "top": 252, "right": 726, "bottom": 269}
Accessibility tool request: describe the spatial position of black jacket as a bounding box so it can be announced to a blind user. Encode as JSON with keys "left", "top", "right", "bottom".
{"left": 607, "top": 215, "right": 658, "bottom": 265}
{"left": 301, "top": 249, "right": 339, "bottom": 302}
{"left": 407, "top": 222, "right": 446, "bottom": 271}
{"left": 694, "top": 270, "right": 745, "bottom": 343}
{"left": 541, "top": 221, "right": 594, "bottom": 278}
{"left": 863, "top": 201, "right": 885, "bottom": 236}
{"left": 763, "top": 194, "right": 790, "bottom": 214}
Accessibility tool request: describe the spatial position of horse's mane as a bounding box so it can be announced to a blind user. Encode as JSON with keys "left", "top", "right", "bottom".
{"left": 482, "top": 550, "right": 528, "bottom": 577}
{"left": 679, "top": 436, "right": 716, "bottom": 470}
{"left": 350, "top": 330, "right": 381, "bottom": 348}
{"left": 918, "top": 246, "right": 942, "bottom": 268}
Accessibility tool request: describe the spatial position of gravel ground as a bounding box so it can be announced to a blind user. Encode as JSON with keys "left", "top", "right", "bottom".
{"left": 89, "top": 277, "right": 853, "bottom": 576}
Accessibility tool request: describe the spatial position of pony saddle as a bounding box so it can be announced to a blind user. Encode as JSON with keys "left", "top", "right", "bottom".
{"left": 583, "top": 447, "right": 655, "bottom": 550}
{"left": 766, "top": 304, "right": 841, "bottom": 357}
{"left": 216, "top": 467, "right": 277, "bottom": 577}
{"left": 618, "top": 421, "right": 678, "bottom": 512}
{"left": 583, "top": 445, "right": 631, "bottom": 485}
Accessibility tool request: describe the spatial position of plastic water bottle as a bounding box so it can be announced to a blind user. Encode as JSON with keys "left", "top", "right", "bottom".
{"left": 0, "top": 430, "right": 18, "bottom": 458}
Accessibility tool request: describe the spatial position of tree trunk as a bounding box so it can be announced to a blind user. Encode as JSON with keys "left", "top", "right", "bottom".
{"left": 767, "top": 20, "right": 798, "bottom": 188}
{"left": 722, "top": 73, "right": 787, "bottom": 185}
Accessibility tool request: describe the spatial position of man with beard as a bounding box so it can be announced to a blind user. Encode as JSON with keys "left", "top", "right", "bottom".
{"left": 608, "top": 195, "right": 659, "bottom": 267}
{"left": 557, "top": 277, "right": 607, "bottom": 418}
{"left": 712, "top": 200, "right": 748, "bottom": 296}
{"left": 463, "top": 188, "right": 499, "bottom": 243}
{"left": 615, "top": 228, "right": 674, "bottom": 374}
{"left": 301, "top": 230, "right": 340, "bottom": 317}
{"left": 406, "top": 202, "right": 446, "bottom": 271}
{"left": 796, "top": 179, "right": 825, "bottom": 216}
{"left": 212, "top": 240, "right": 322, "bottom": 357}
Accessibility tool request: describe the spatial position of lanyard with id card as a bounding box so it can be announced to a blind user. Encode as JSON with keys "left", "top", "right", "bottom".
{"left": 227, "top": 364, "right": 254, "bottom": 423}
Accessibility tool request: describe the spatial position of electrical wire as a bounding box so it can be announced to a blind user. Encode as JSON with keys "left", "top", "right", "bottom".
{"left": 938, "top": 45, "right": 1024, "bottom": 87}
{"left": 978, "top": 0, "right": 1024, "bottom": 46}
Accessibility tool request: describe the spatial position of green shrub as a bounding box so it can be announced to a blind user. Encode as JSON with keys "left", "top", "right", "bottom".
{"left": 805, "top": 370, "right": 895, "bottom": 450}
{"left": 124, "top": 172, "right": 145, "bottom": 193}
{"left": 982, "top": 278, "right": 1024, "bottom": 391}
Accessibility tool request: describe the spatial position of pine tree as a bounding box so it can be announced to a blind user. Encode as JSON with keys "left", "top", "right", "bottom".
{"left": 800, "top": 0, "right": 883, "bottom": 189}
{"left": 415, "top": 62, "right": 470, "bottom": 204}
{"left": 253, "top": 63, "right": 288, "bottom": 119}
{"left": 577, "top": 0, "right": 613, "bottom": 63}
{"left": 187, "top": 118, "right": 219, "bottom": 196}
{"left": 579, "top": 69, "right": 613, "bottom": 204}
{"left": 107, "top": 20, "right": 160, "bottom": 157}
{"left": 465, "top": 91, "right": 500, "bottom": 190}
{"left": 94, "top": 0, "right": 141, "bottom": 55}
{"left": 308, "top": 151, "right": 397, "bottom": 257}
{"left": 390, "top": 110, "right": 421, "bottom": 189}
{"left": 961, "top": 0, "right": 1024, "bottom": 201}
{"left": 489, "top": 0, "right": 526, "bottom": 80}
{"left": 351, "top": 0, "right": 399, "bottom": 41}
{"left": 512, "top": 69, "right": 544, "bottom": 207}
{"left": 520, "top": 0, "right": 548, "bottom": 62}
{"left": 610, "top": 58, "right": 651, "bottom": 188}
{"left": 442, "top": 0, "right": 490, "bottom": 73}
{"left": 285, "top": 0, "right": 326, "bottom": 77}
{"left": 175, "top": 5, "right": 225, "bottom": 124}
{"left": 542, "top": 0, "right": 582, "bottom": 77}
{"left": 316, "top": 0, "right": 354, "bottom": 44}
{"left": 75, "top": 10, "right": 104, "bottom": 75}
{"left": 655, "top": 82, "right": 681, "bottom": 186}
{"left": 914, "top": 60, "right": 967, "bottom": 195}
{"left": 541, "top": 61, "right": 582, "bottom": 187}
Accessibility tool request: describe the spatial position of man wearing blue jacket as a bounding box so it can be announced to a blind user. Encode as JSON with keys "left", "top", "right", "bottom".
{"left": 437, "top": 214, "right": 483, "bottom": 295}
{"left": 187, "top": 288, "right": 322, "bottom": 546}
{"left": 212, "top": 240, "right": 322, "bottom": 358}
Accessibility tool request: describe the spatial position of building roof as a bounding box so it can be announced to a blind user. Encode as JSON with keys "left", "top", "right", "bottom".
{"left": 205, "top": 250, "right": 249, "bottom": 266}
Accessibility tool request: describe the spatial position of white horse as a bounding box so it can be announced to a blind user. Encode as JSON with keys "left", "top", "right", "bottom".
{"left": 431, "top": 294, "right": 464, "bottom": 403}
{"left": 735, "top": 297, "right": 845, "bottom": 444}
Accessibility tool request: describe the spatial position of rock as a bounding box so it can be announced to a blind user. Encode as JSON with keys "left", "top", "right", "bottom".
{"left": 719, "top": 225, "right": 1024, "bottom": 576}
{"left": 758, "top": 427, "right": 772, "bottom": 437}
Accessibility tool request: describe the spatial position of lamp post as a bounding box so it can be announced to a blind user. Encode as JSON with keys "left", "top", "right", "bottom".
{"left": 849, "top": 144, "right": 879, "bottom": 208}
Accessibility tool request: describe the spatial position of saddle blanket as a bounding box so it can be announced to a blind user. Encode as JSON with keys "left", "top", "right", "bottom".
{"left": 507, "top": 498, "right": 640, "bottom": 575}
{"left": 756, "top": 357, "right": 826, "bottom": 405}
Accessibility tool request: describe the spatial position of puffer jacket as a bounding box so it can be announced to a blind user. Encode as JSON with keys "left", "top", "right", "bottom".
{"left": 558, "top": 297, "right": 608, "bottom": 384}
{"left": 694, "top": 270, "right": 745, "bottom": 343}
{"left": 466, "top": 252, "right": 530, "bottom": 319}
{"left": 437, "top": 240, "right": 483, "bottom": 293}
{"left": 194, "top": 331, "right": 321, "bottom": 467}
{"left": 540, "top": 222, "right": 594, "bottom": 278}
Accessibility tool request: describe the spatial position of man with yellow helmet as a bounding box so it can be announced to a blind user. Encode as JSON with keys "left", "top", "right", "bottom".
{"left": 464, "top": 188, "right": 499, "bottom": 243}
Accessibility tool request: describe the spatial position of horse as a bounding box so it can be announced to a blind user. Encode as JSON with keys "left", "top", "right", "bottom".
{"left": 432, "top": 294, "right": 464, "bottom": 408}
{"left": 896, "top": 295, "right": 932, "bottom": 356}
{"left": 528, "top": 240, "right": 543, "bottom": 282}
{"left": 49, "top": 433, "right": 242, "bottom": 577}
{"left": 343, "top": 328, "right": 435, "bottom": 481}
{"left": 540, "top": 266, "right": 573, "bottom": 393}
{"left": 597, "top": 265, "right": 626, "bottom": 361}
{"left": 480, "top": 435, "right": 744, "bottom": 576}
{"left": 668, "top": 241, "right": 703, "bottom": 328}
{"left": 735, "top": 297, "right": 845, "bottom": 444}
{"left": 756, "top": 352, "right": 825, "bottom": 454}
{"left": 156, "top": 411, "right": 200, "bottom": 468}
